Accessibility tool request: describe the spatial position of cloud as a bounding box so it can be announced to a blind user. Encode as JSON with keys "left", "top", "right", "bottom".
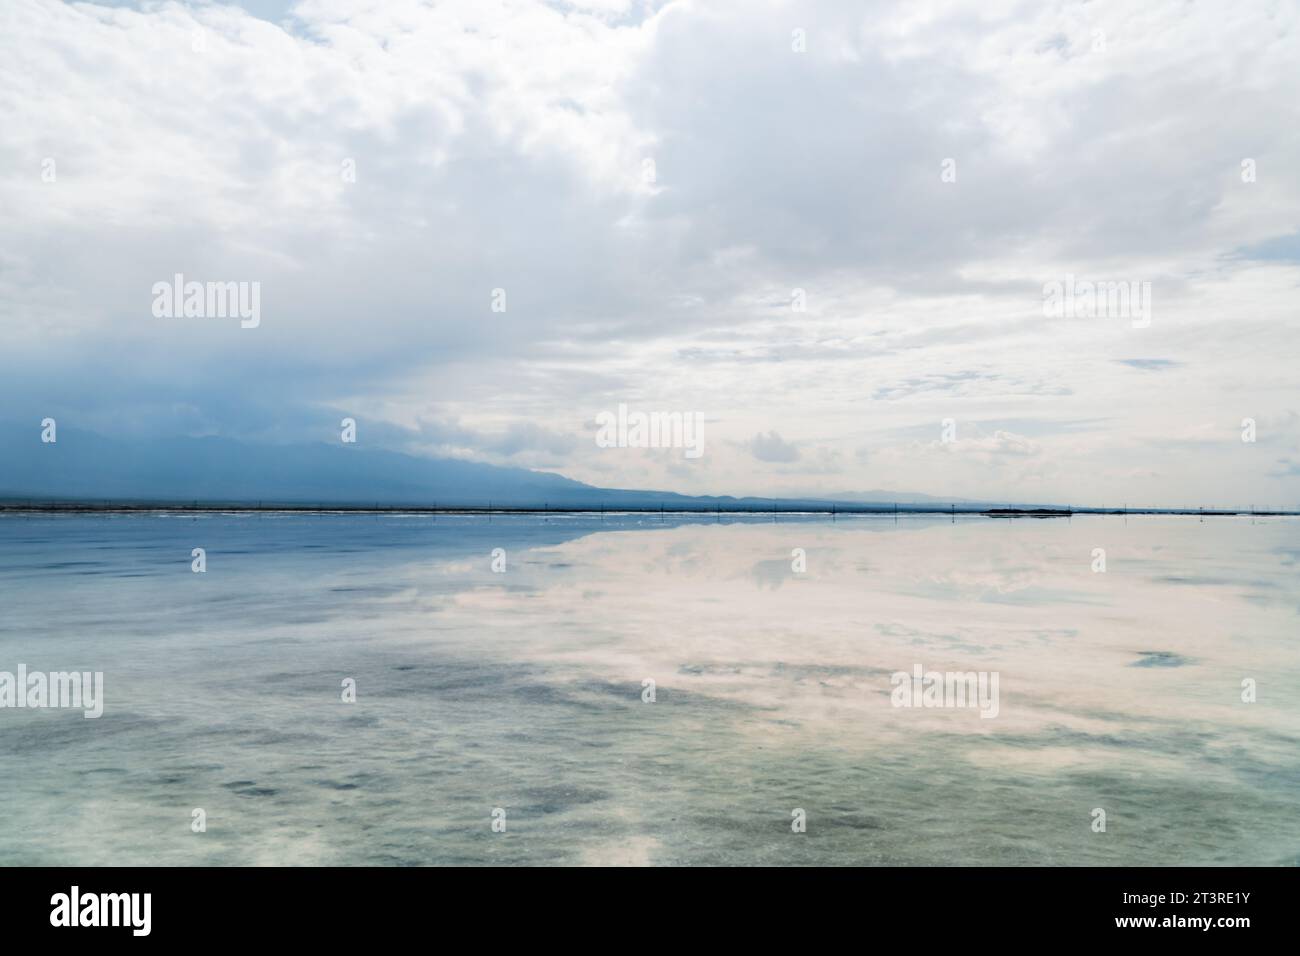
{"left": 979, "top": 430, "right": 1040, "bottom": 458}
{"left": 415, "top": 418, "right": 579, "bottom": 461}
{"left": 0, "top": 0, "right": 1298, "bottom": 507}
{"left": 923, "top": 429, "right": 1040, "bottom": 459}
{"left": 1115, "top": 359, "right": 1183, "bottom": 371}
{"left": 748, "top": 430, "right": 801, "bottom": 463}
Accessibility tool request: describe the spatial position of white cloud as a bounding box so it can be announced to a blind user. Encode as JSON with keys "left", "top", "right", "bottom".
{"left": 748, "top": 430, "right": 801, "bottom": 463}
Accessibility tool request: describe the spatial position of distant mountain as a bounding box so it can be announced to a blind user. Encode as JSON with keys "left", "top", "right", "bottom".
{"left": 0, "top": 425, "right": 985, "bottom": 511}
{"left": 0, "top": 426, "right": 597, "bottom": 507}
{"left": 822, "top": 490, "right": 985, "bottom": 505}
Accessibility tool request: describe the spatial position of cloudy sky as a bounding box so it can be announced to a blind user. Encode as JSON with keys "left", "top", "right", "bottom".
{"left": 2, "top": 0, "right": 1298, "bottom": 508}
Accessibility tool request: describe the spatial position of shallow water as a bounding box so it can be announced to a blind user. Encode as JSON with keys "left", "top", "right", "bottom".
{"left": 0, "top": 512, "right": 1296, "bottom": 866}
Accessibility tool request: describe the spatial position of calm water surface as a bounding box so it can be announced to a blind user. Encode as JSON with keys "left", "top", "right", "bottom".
{"left": 1, "top": 512, "right": 1296, "bottom": 865}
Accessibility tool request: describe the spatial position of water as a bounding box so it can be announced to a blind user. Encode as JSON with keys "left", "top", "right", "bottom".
{"left": 0, "top": 512, "right": 1296, "bottom": 866}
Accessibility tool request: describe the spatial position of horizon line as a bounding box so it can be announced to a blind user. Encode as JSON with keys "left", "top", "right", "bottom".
{"left": 1, "top": 501, "right": 1295, "bottom": 518}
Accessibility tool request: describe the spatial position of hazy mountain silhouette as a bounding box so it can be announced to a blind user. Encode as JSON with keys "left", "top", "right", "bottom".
{"left": 0, "top": 425, "right": 984, "bottom": 510}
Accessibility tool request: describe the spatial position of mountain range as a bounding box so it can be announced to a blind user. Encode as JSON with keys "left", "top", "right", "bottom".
{"left": 0, "top": 425, "right": 979, "bottom": 511}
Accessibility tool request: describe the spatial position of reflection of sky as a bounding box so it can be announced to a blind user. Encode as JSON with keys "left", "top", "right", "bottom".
{"left": 428, "top": 515, "right": 1299, "bottom": 741}
{"left": 1, "top": 514, "right": 1297, "bottom": 865}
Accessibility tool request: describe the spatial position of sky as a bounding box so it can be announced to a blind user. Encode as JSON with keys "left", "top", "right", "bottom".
{"left": 1, "top": 0, "right": 1298, "bottom": 509}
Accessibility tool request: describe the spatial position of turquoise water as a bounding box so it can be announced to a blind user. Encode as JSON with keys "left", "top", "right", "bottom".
{"left": 0, "top": 512, "right": 1296, "bottom": 865}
